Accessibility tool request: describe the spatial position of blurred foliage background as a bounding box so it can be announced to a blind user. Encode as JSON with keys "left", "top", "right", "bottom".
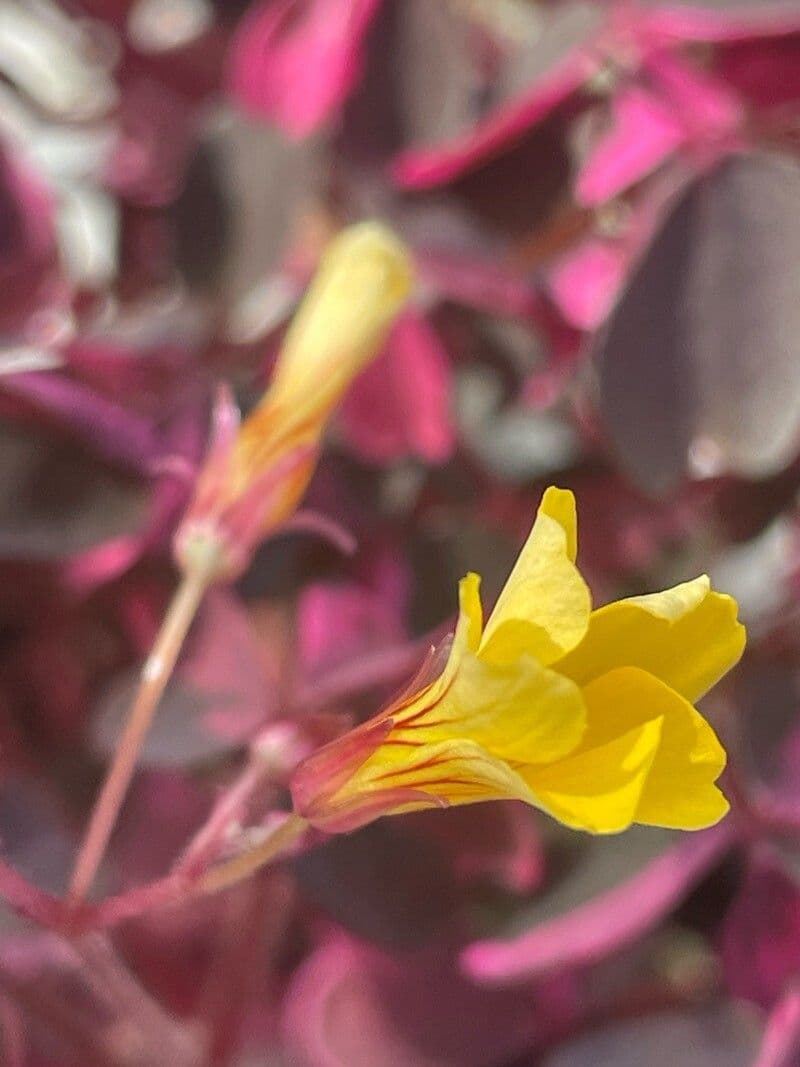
{"left": 1, "top": 1, "right": 800, "bottom": 1064}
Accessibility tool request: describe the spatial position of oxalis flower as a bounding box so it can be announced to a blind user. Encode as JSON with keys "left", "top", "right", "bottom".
{"left": 175, "top": 221, "right": 413, "bottom": 578}
{"left": 291, "top": 488, "right": 745, "bottom": 834}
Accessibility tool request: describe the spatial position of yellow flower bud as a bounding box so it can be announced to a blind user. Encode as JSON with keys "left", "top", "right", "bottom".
{"left": 175, "top": 221, "right": 413, "bottom": 579}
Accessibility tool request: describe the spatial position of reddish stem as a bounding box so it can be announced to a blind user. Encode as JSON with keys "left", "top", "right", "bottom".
{"left": 175, "top": 756, "right": 274, "bottom": 878}
{"left": 0, "top": 859, "right": 65, "bottom": 930}
{"left": 68, "top": 561, "right": 216, "bottom": 905}
{"left": 91, "top": 816, "right": 308, "bottom": 931}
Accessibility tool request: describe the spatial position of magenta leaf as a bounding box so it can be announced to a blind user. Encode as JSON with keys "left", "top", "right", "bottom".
{"left": 91, "top": 589, "right": 273, "bottom": 766}
{"left": 339, "top": 312, "right": 455, "bottom": 465}
{"left": 541, "top": 1005, "right": 761, "bottom": 1067}
{"left": 226, "top": 0, "right": 382, "bottom": 138}
{"left": 721, "top": 852, "right": 800, "bottom": 1009}
{"left": 283, "top": 936, "right": 540, "bottom": 1067}
{"left": 391, "top": 4, "right": 600, "bottom": 188}
{"left": 297, "top": 552, "right": 408, "bottom": 679}
{"left": 575, "top": 87, "right": 686, "bottom": 207}
{"left": 462, "top": 823, "right": 733, "bottom": 984}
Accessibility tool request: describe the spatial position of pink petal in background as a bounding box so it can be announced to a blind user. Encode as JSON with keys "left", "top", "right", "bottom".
{"left": 226, "top": 0, "right": 382, "bottom": 138}
{"left": 645, "top": 51, "right": 743, "bottom": 141}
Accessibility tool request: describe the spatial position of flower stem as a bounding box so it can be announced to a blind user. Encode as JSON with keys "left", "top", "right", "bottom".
{"left": 89, "top": 815, "right": 307, "bottom": 930}
{"left": 175, "top": 753, "right": 273, "bottom": 877}
{"left": 196, "top": 814, "right": 307, "bottom": 898}
{"left": 69, "top": 561, "right": 217, "bottom": 905}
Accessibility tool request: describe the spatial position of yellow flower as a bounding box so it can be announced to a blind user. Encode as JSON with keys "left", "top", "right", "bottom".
{"left": 175, "top": 221, "right": 413, "bottom": 577}
{"left": 291, "top": 487, "right": 745, "bottom": 834}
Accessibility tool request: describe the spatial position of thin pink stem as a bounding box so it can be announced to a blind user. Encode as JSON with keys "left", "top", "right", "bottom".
{"left": 68, "top": 561, "right": 216, "bottom": 905}
{"left": 281, "top": 509, "right": 357, "bottom": 555}
{"left": 0, "top": 859, "right": 64, "bottom": 930}
{"left": 87, "top": 872, "right": 193, "bottom": 932}
{"left": 91, "top": 816, "right": 308, "bottom": 930}
{"left": 195, "top": 814, "right": 308, "bottom": 897}
{"left": 73, "top": 934, "right": 201, "bottom": 1066}
{"left": 175, "top": 755, "right": 274, "bottom": 877}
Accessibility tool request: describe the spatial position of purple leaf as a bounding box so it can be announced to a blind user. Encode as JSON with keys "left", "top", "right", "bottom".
{"left": 718, "top": 38, "right": 800, "bottom": 109}
{"left": 754, "top": 987, "right": 800, "bottom": 1067}
{"left": 92, "top": 589, "right": 272, "bottom": 766}
{"left": 297, "top": 551, "right": 409, "bottom": 679}
{"left": 173, "top": 114, "right": 322, "bottom": 308}
{"left": 641, "top": 1, "right": 800, "bottom": 44}
{"left": 0, "top": 421, "right": 147, "bottom": 560}
{"left": 1, "top": 372, "right": 160, "bottom": 473}
{"left": 393, "top": 0, "right": 483, "bottom": 148}
{"left": 283, "top": 936, "right": 540, "bottom": 1067}
{"left": 541, "top": 1006, "right": 761, "bottom": 1067}
{"left": 597, "top": 152, "right": 800, "bottom": 494}
{"left": 0, "top": 775, "right": 75, "bottom": 898}
{"left": 462, "top": 823, "right": 733, "bottom": 984}
{"left": 721, "top": 852, "right": 800, "bottom": 1009}
{"left": 294, "top": 818, "right": 459, "bottom": 949}
{"left": 391, "top": 3, "right": 599, "bottom": 188}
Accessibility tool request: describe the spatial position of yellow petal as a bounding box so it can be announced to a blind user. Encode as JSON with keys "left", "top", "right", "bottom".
{"left": 265, "top": 221, "right": 414, "bottom": 434}
{"left": 456, "top": 571, "right": 484, "bottom": 656}
{"left": 525, "top": 717, "right": 663, "bottom": 833}
{"left": 352, "top": 737, "right": 537, "bottom": 809}
{"left": 596, "top": 668, "right": 729, "bottom": 830}
{"left": 556, "top": 576, "right": 746, "bottom": 703}
{"left": 540, "top": 484, "right": 578, "bottom": 562}
{"left": 479, "top": 487, "right": 591, "bottom": 666}
{"left": 415, "top": 572, "right": 483, "bottom": 708}
{"left": 534, "top": 666, "right": 728, "bottom": 833}
{"left": 411, "top": 651, "right": 587, "bottom": 764}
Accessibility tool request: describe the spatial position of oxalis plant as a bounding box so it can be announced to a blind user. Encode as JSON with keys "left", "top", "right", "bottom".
{"left": 6, "top": 1, "right": 800, "bottom": 1063}
{"left": 0, "top": 222, "right": 745, "bottom": 1064}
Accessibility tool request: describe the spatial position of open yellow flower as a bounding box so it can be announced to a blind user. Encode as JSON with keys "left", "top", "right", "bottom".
{"left": 175, "top": 221, "right": 413, "bottom": 578}
{"left": 291, "top": 487, "right": 745, "bottom": 834}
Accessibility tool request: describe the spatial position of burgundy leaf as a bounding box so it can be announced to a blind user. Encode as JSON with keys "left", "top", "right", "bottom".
{"left": 463, "top": 823, "right": 733, "bottom": 984}
{"left": 597, "top": 152, "right": 800, "bottom": 494}
{"left": 541, "top": 1005, "right": 760, "bottom": 1067}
